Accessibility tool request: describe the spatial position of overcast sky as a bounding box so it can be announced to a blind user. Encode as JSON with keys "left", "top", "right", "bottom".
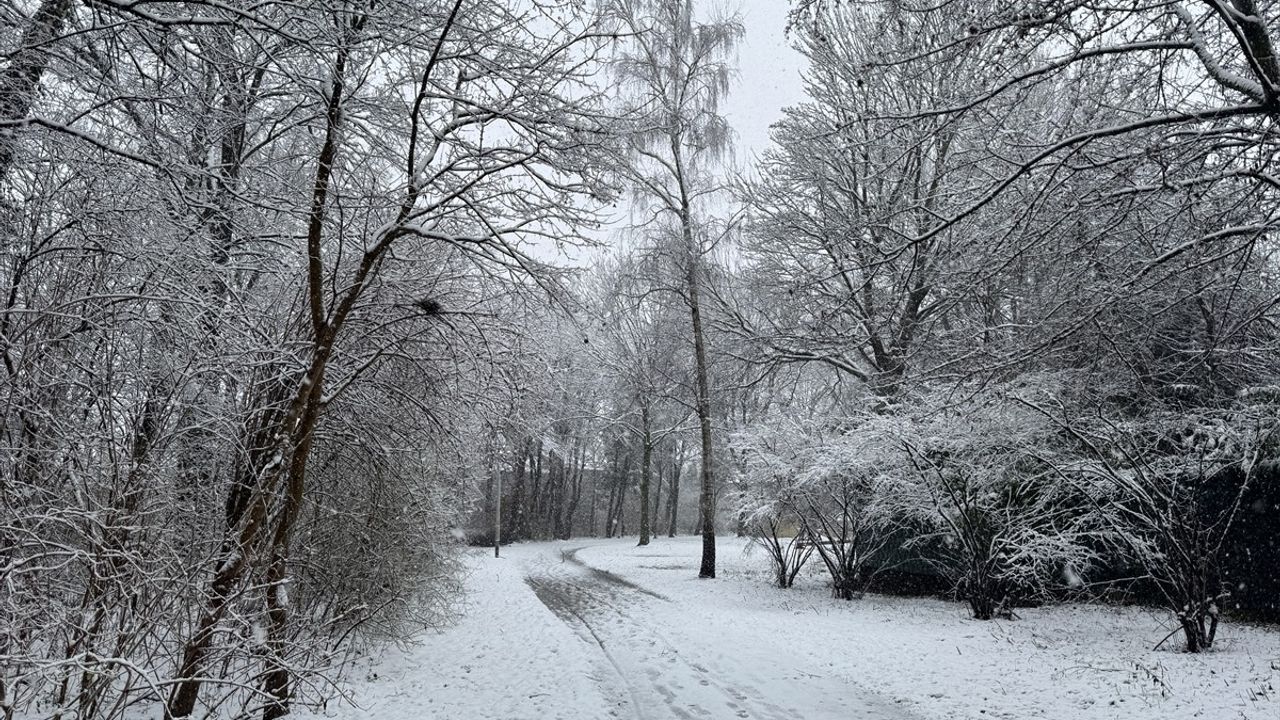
{"left": 720, "top": 0, "right": 809, "bottom": 164}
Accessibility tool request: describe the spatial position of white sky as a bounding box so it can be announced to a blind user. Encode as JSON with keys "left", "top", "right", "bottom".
{"left": 720, "top": 0, "right": 809, "bottom": 164}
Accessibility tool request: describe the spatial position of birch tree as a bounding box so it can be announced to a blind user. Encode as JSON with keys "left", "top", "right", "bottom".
{"left": 609, "top": 0, "right": 741, "bottom": 577}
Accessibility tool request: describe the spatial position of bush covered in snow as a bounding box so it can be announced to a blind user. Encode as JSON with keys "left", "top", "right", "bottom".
{"left": 732, "top": 415, "right": 894, "bottom": 598}
{"left": 733, "top": 386, "right": 1101, "bottom": 614}
{"left": 1037, "top": 402, "right": 1280, "bottom": 651}
{"left": 733, "top": 375, "right": 1280, "bottom": 651}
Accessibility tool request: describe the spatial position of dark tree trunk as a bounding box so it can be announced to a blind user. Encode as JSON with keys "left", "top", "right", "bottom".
{"left": 603, "top": 475, "right": 620, "bottom": 538}
{"left": 638, "top": 407, "right": 653, "bottom": 546}
{"left": 525, "top": 439, "right": 543, "bottom": 538}
{"left": 607, "top": 453, "right": 631, "bottom": 537}
{"left": 682, "top": 204, "right": 716, "bottom": 577}
{"left": 261, "top": 362, "right": 326, "bottom": 720}
{"left": 166, "top": 375, "right": 296, "bottom": 719}
{"left": 666, "top": 444, "right": 682, "bottom": 538}
{"left": 651, "top": 457, "right": 664, "bottom": 538}
{"left": 587, "top": 462, "right": 599, "bottom": 536}
{"left": 560, "top": 442, "right": 584, "bottom": 539}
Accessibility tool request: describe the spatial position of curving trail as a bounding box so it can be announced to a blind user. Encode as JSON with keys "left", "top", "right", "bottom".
{"left": 522, "top": 542, "right": 912, "bottom": 720}
{"left": 305, "top": 537, "right": 1280, "bottom": 720}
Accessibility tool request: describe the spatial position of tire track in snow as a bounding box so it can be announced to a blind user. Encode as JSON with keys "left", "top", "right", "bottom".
{"left": 524, "top": 544, "right": 801, "bottom": 720}
{"left": 526, "top": 573, "right": 650, "bottom": 720}
{"left": 560, "top": 547, "right": 669, "bottom": 601}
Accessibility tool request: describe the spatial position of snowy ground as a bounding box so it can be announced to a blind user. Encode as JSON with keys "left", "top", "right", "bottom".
{"left": 305, "top": 536, "right": 1280, "bottom": 720}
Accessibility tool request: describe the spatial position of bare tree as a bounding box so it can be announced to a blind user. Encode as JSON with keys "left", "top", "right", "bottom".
{"left": 792, "top": 1, "right": 1280, "bottom": 308}
{"left": 737, "top": 3, "right": 992, "bottom": 399}
{"left": 609, "top": 0, "right": 741, "bottom": 577}
{"left": 1, "top": 1, "right": 614, "bottom": 718}
{"left": 586, "top": 249, "right": 694, "bottom": 545}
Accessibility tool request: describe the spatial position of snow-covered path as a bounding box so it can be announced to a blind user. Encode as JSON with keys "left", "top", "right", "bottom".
{"left": 306, "top": 536, "right": 1279, "bottom": 720}
{"left": 523, "top": 543, "right": 909, "bottom": 720}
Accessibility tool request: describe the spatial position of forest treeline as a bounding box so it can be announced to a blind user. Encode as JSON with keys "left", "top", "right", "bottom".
{"left": 3, "top": 1, "right": 1280, "bottom": 719}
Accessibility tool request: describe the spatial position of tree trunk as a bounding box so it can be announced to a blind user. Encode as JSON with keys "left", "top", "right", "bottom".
{"left": 666, "top": 444, "right": 681, "bottom": 538}
{"left": 588, "top": 460, "right": 599, "bottom": 536}
{"left": 548, "top": 450, "right": 564, "bottom": 538}
{"left": 638, "top": 406, "right": 653, "bottom": 546}
{"left": 165, "top": 378, "right": 294, "bottom": 719}
{"left": 494, "top": 462, "right": 502, "bottom": 557}
{"left": 261, "top": 363, "right": 325, "bottom": 720}
{"left": 685, "top": 220, "right": 717, "bottom": 578}
{"left": 603, "top": 473, "right": 620, "bottom": 538}
{"left": 651, "top": 455, "right": 664, "bottom": 539}
{"left": 167, "top": 340, "right": 329, "bottom": 718}
{"left": 561, "top": 442, "right": 584, "bottom": 539}
{"left": 525, "top": 439, "right": 543, "bottom": 538}
{"left": 608, "top": 453, "right": 630, "bottom": 537}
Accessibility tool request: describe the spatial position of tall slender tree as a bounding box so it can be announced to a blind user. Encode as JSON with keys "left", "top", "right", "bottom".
{"left": 609, "top": 0, "right": 741, "bottom": 577}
